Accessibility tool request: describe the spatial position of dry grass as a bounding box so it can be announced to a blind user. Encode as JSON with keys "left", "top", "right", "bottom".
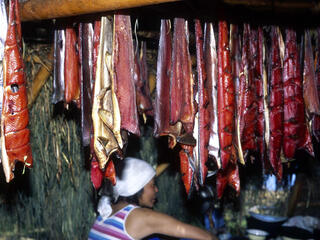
{"left": 0, "top": 43, "right": 95, "bottom": 239}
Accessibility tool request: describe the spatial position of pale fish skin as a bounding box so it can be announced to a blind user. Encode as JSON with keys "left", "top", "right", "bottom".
{"left": 0, "top": 0, "right": 8, "bottom": 163}
{"left": 193, "top": 93, "right": 199, "bottom": 181}
{"left": 263, "top": 33, "right": 270, "bottom": 153}
{"left": 92, "top": 16, "right": 122, "bottom": 170}
{"left": 52, "top": 29, "right": 65, "bottom": 104}
{"left": 205, "top": 23, "right": 221, "bottom": 169}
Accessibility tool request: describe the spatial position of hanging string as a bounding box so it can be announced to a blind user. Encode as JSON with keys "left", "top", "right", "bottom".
{"left": 134, "top": 18, "right": 139, "bottom": 55}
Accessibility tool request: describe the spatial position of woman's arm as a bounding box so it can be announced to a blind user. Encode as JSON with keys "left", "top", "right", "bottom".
{"left": 126, "top": 208, "right": 218, "bottom": 240}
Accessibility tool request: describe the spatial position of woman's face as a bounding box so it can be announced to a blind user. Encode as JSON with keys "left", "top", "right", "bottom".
{"left": 138, "top": 178, "right": 158, "bottom": 208}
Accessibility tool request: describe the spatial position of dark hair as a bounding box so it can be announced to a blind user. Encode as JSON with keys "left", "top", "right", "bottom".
{"left": 98, "top": 178, "right": 114, "bottom": 198}
{"left": 116, "top": 188, "right": 144, "bottom": 205}
{"left": 99, "top": 178, "right": 145, "bottom": 205}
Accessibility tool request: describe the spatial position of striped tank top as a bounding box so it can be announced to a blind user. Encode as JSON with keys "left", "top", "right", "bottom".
{"left": 88, "top": 204, "right": 139, "bottom": 240}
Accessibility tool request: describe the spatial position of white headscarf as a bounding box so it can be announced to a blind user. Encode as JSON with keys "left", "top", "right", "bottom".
{"left": 98, "top": 157, "right": 156, "bottom": 219}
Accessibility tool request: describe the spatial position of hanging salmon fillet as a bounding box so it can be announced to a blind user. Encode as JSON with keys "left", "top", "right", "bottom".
{"left": 113, "top": 14, "right": 140, "bottom": 136}
{"left": 250, "top": 27, "right": 266, "bottom": 160}
{"left": 170, "top": 18, "right": 196, "bottom": 136}
{"left": 170, "top": 18, "right": 184, "bottom": 127}
{"left": 195, "top": 19, "right": 209, "bottom": 185}
{"left": 92, "top": 16, "right": 122, "bottom": 170}
{"left": 140, "top": 41, "right": 154, "bottom": 117}
{"left": 79, "top": 22, "right": 94, "bottom": 147}
{"left": 216, "top": 21, "right": 239, "bottom": 198}
{"left": 64, "top": 26, "right": 80, "bottom": 105}
{"left": 268, "top": 27, "right": 284, "bottom": 181}
{"left": 1, "top": 0, "right": 32, "bottom": 182}
{"left": 204, "top": 22, "right": 220, "bottom": 170}
{"left": 104, "top": 158, "right": 116, "bottom": 185}
{"left": 230, "top": 24, "right": 241, "bottom": 83}
{"left": 0, "top": 0, "right": 7, "bottom": 60}
{"left": 139, "top": 41, "right": 154, "bottom": 118}
{"left": 217, "top": 21, "right": 236, "bottom": 170}
{"left": 90, "top": 136, "right": 104, "bottom": 189}
{"left": 237, "top": 24, "right": 258, "bottom": 163}
{"left": 52, "top": 27, "right": 65, "bottom": 104}
{"left": 154, "top": 19, "right": 182, "bottom": 148}
{"left": 92, "top": 20, "right": 101, "bottom": 91}
{"left": 304, "top": 30, "right": 320, "bottom": 159}
{"left": 262, "top": 31, "right": 271, "bottom": 173}
{"left": 0, "top": 0, "right": 7, "bottom": 149}
{"left": 90, "top": 19, "right": 102, "bottom": 188}
{"left": 303, "top": 30, "right": 320, "bottom": 117}
{"left": 179, "top": 144, "right": 196, "bottom": 196}
{"left": 253, "top": 27, "right": 269, "bottom": 169}
{"left": 170, "top": 18, "right": 197, "bottom": 195}
{"left": 313, "top": 28, "right": 320, "bottom": 143}
{"left": 217, "top": 162, "right": 240, "bottom": 199}
{"left": 283, "top": 29, "right": 313, "bottom": 159}
{"left": 133, "top": 40, "right": 153, "bottom": 122}
{"left": 230, "top": 24, "right": 243, "bottom": 166}
{"left": 90, "top": 137, "right": 116, "bottom": 189}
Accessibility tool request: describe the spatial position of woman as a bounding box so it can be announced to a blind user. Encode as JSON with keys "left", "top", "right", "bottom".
{"left": 88, "top": 157, "right": 217, "bottom": 240}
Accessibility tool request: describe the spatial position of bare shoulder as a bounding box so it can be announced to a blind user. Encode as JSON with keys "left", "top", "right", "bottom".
{"left": 126, "top": 208, "right": 162, "bottom": 239}
{"left": 127, "top": 208, "right": 168, "bottom": 227}
{"left": 128, "top": 206, "right": 152, "bottom": 217}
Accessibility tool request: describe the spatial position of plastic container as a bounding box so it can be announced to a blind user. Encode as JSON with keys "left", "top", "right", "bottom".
{"left": 246, "top": 229, "right": 268, "bottom": 240}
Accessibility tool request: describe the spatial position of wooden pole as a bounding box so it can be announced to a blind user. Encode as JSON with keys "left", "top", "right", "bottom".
{"left": 28, "top": 47, "right": 54, "bottom": 108}
{"left": 223, "top": 0, "right": 317, "bottom": 10}
{"left": 286, "top": 174, "right": 304, "bottom": 217}
{"left": 20, "top": 0, "right": 181, "bottom": 22}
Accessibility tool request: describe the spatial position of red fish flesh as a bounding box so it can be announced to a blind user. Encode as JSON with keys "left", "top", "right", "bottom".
{"left": 0, "top": 0, "right": 7, "bottom": 147}
{"left": 303, "top": 30, "right": 320, "bottom": 116}
{"left": 216, "top": 21, "right": 239, "bottom": 198}
{"left": 204, "top": 22, "right": 220, "bottom": 169}
{"left": 238, "top": 24, "right": 258, "bottom": 160}
{"left": 170, "top": 18, "right": 196, "bottom": 135}
{"left": 253, "top": 27, "right": 269, "bottom": 167}
{"left": 113, "top": 14, "right": 140, "bottom": 136}
{"left": 313, "top": 28, "right": 320, "bottom": 142}
{"left": 154, "top": 19, "right": 182, "bottom": 148}
{"left": 230, "top": 24, "right": 245, "bottom": 165}
{"left": 283, "top": 29, "right": 313, "bottom": 159}
{"left": 217, "top": 21, "right": 236, "bottom": 170}
{"left": 195, "top": 19, "right": 209, "bottom": 185}
{"left": 179, "top": 144, "right": 196, "bottom": 196}
{"left": 92, "top": 20, "right": 101, "bottom": 89}
{"left": 79, "top": 22, "right": 94, "bottom": 147}
{"left": 217, "top": 162, "right": 240, "bottom": 199}
{"left": 64, "top": 26, "right": 80, "bottom": 105}
{"left": 90, "top": 137, "right": 116, "bottom": 189}
{"left": 104, "top": 159, "right": 116, "bottom": 186}
{"left": 90, "top": 155, "right": 104, "bottom": 189}
{"left": 2, "top": 0, "right": 32, "bottom": 182}
{"left": 139, "top": 41, "right": 153, "bottom": 117}
{"left": 268, "top": 27, "right": 284, "bottom": 181}
{"left": 133, "top": 41, "right": 153, "bottom": 120}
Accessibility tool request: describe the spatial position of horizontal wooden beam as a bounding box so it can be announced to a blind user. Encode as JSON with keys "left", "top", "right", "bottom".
{"left": 20, "top": 0, "right": 181, "bottom": 22}
{"left": 223, "top": 0, "right": 318, "bottom": 10}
